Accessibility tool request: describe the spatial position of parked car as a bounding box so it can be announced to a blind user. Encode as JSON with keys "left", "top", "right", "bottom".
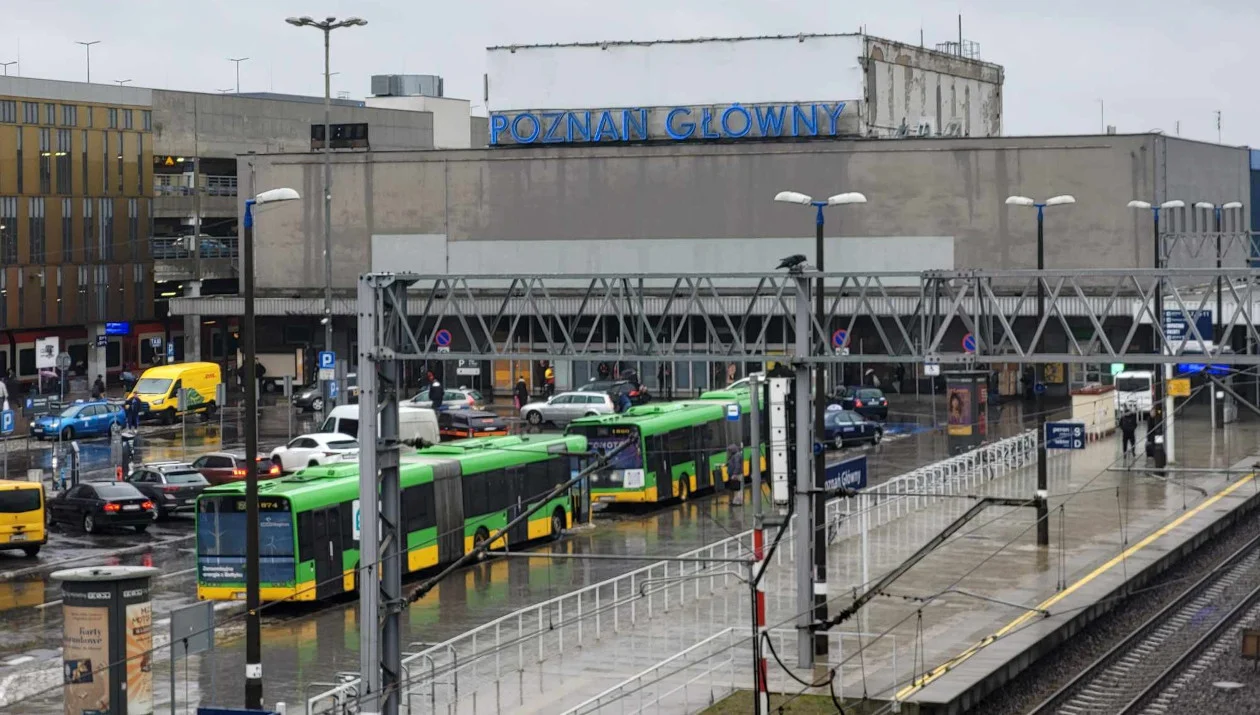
{"left": 46, "top": 482, "right": 154, "bottom": 534}
{"left": 269, "top": 433, "right": 360, "bottom": 473}
{"left": 832, "top": 387, "right": 889, "bottom": 420}
{"left": 824, "top": 408, "right": 884, "bottom": 449}
{"left": 30, "top": 400, "right": 125, "bottom": 441}
{"left": 292, "top": 372, "right": 360, "bottom": 412}
{"left": 409, "top": 386, "right": 484, "bottom": 410}
{"left": 125, "top": 463, "right": 210, "bottom": 519}
{"left": 0, "top": 480, "right": 47, "bottom": 558}
{"left": 438, "top": 410, "right": 509, "bottom": 440}
{"left": 521, "top": 391, "right": 616, "bottom": 427}
{"left": 577, "top": 379, "right": 651, "bottom": 405}
{"left": 189, "top": 452, "right": 281, "bottom": 486}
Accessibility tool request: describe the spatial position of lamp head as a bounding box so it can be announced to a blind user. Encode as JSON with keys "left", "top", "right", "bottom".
{"left": 253, "top": 187, "right": 300, "bottom": 205}
{"left": 1005, "top": 196, "right": 1035, "bottom": 207}
{"left": 773, "top": 191, "right": 813, "bottom": 206}
{"left": 1193, "top": 201, "right": 1215, "bottom": 210}
{"left": 284, "top": 17, "right": 305, "bottom": 26}
{"left": 1160, "top": 199, "right": 1185, "bottom": 209}
{"left": 1127, "top": 200, "right": 1153, "bottom": 210}
{"left": 826, "top": 192, "right": 867, "bottom": 206}
{"left": 1223, "top": 201, "right": 1244, "bottom": 210}
{"left": 1045, "top": 195, "right": 1076, "bottom": 207}
{"left": 345, "top": 17, "right": 367, "bottom": 26}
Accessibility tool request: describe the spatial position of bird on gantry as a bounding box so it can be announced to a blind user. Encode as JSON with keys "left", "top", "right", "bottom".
{"left": 776, "top": 254, "right": 809, "bottom": 273}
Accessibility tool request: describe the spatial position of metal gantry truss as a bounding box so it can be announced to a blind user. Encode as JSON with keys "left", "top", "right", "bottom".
{"left": 374, "top": 268, "right": 1260, "bottom": 365}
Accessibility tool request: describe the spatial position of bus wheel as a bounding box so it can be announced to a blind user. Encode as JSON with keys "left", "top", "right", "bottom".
{"left": 551, "top": 508, "right": 566, "bottom": 540}
{"left": 678, "top": 476, "right": 691, "bottom": 502}
{"left": 473, "top": 527, "right": 491, "bottom": 560}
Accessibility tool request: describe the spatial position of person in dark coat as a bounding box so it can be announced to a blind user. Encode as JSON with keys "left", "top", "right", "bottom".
{"left": 1119, "top": 410, "right": 1138, "bottom": 457}
{"left": 513, "top": 376, "right": 530, "bottom": 412}
{"left": 429, "top": 381, "right": 445, "bottom": 411}
{"left": 616, "top": 390, "right": 632, "bottom": 414}
{"left": 91, "top": 375, "right": 105, "bottom": 399}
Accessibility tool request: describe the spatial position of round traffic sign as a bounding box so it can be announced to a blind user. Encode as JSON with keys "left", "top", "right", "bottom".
{"left": 56, "top": 352, "right": 72, "bottom": 370}
{"left": 812, "top": 442, "right": 825, "bottom": 456}
{"left": 832, "top": 329, "right": 848, "bottom": 349}
{"left": 1034, "top": 382, "right": 1046, "bottom": 394}
{"left": 434, "top": 329, "right": 452, "bottom": 347}
{"left": 962, "top": 333, "right": 976, "bottom": 353}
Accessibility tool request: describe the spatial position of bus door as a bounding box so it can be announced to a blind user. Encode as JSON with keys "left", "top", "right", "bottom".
{"left": 432, "top": 462, "right": 465, "bottom": 563}
{"left": 571, "top": 470, "right": 591, "bottom": 526}
{"left": 312, "top": 505, "right": 344, "bottom": 599}
{"left": 506, "top": 468, "right": 530, "bottom": 545}
{"left": 693, "top": 425, "right": 713, "bottom": 491}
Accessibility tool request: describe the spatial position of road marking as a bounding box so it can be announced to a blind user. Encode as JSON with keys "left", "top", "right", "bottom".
{"left": 895, "top": 471, "right": 1256, "bottom": 702}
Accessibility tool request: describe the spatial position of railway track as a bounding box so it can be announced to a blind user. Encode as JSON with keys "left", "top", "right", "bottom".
{"left": 1030, "top": 530, "right": 1260, "bottom": 715}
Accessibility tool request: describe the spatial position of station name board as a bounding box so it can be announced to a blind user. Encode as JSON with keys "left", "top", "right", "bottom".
{"left": 489, "top": 101, "right": 851, "bottom": 146}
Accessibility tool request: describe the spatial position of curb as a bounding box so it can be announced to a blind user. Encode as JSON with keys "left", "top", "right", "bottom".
{"left": 0, "top": 533, "right": 195, "bottom": 583}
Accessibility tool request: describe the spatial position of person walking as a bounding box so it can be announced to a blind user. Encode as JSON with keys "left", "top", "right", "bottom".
{"left": 120, "top": 365, "right": 136, "bottom": 394}
{"left": 895, "top": 365, "right": 906, "bottom": 394}
{"left": 658, "top": 363, "right": 672, "bottom": 401}
{"left": 1119, "top": 410, "right": 1138, "bottom": 458}
{"left": 91, "top": 375, "right": 105, "bottom": 400}
{"left": 124, "top": 394, "right": 143, "bottom": 430}
{"left": 0, "top": 371, "right": 8, "bottom": 412}
{"left": 726, "top": 442, "right": 745, "bottom": 506}
{"left": 513, "top": 376, "right": 530, "bottom": 413}
{"left": 429, "top": 380, "right": 445, "bottom": 412}
{"left": 543, "top": 364, "right": 555, "bottom": 397}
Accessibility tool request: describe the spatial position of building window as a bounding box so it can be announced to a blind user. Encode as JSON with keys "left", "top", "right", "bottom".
{"left": 136, "top": 134, "right": 143, "bottom": 193}
{"left": 0, "top": 271, "right": 5, "bottom": 328}
{"left": 81, "top": 130, "right": 88, "bottom": 194}
{"left": 56, "top": 267, "right": 63, "bottom": 324}
{"left": 102, "top": 131, "right": 109, "bottom": 192}
{"left": 82, "top": 198, "right": 94, "bottom": 261}
{"left": 116, "top": 132, "right": 124, "bottom": 191}
{"left": 61, "top": 105, "right": 77, "bottom": 127}
{"left": 85, "top": 106, "right": 93, "bottom": 128}
{"left": 22, "top": 102, "right": 38, "bottom": 124}
{"left": 15, "top": 270, "right": 22, "bottom": 325}
{"left": 28, "top": 197, "right": 45, "bottom": 263}
{"left": 38, "top": 128, "right": 51, "bottom": 194}
{"left": 98, "top": 198, "right": 113, "bottom": 261}
{"left": 142, "top": 110, "right": 152, "bottom": 131}
{"left": 0, "top": 100, "right": 15, "bottom": 123}
{"left": 95, "top": 265, "right": 107, "bottom": 320}
{"left": 127, "top": 198, "right": 138, "bottom": 255}
{"left": 107, "top": 107, "right": 118, "bottom": 128}
{"left": 14, "top": 129, "right": 22, "bottom": 194}
{"left": 134, "top": 264, "right": 144, "bottom": 318}
{"left": 44, "top": 103, "right": 55, "bottom": 125}
{"left": 77, "top": 265, "right": 88, "bottom": 322}
{"left": 61, "top": 198, "right": 73, "bottom": 262}
{"left": 123, "top": 109, "right": 133, "bottom": 130}
{"left": 55, "top": 129, "right": 71, "bottom": 194}
{"left": 0, "top": 197, "right": 16, "bottom": 265}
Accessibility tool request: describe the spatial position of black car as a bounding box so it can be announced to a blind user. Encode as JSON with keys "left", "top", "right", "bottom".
{"left": 292, "top": 373, "right": 359, "bottom": 412}
{"left": 833, "top": 387, "right": 889, "bottom": 420}
{"left": 125, "top": 463, "right": 210, "bottom": 519}
{"left": 438, "top": 410, "right": 509, "bottom": 440}
{"left": 47, "top": 482, "right": 155, "bottom": 534}
{"left": 578, "top": 379, "right": 651, "bottom": 405}
{"left": 824, "top": 409, "right": 884, "bottom": 449}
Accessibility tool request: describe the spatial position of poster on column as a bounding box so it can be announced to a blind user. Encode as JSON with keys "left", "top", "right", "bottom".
{"left": 62, "top": 604, "right": 110, "bottom": 715}
{"left": 947, "top": 386, "right": 972, "bottom": 436}
{"left": 124, "top": 599, "right": 153, "bottom": 714}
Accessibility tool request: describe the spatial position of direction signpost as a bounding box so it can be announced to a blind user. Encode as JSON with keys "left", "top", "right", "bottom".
{"left": 1044, "top": 421, "right": 1086, "bottom": 450}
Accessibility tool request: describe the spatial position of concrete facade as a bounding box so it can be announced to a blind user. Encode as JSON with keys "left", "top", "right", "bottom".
{"left": 241, "top": 133, "right": 1250, "bottom": 292}
{"left": 364, "top": 95, "right": 471, "bottom": 149}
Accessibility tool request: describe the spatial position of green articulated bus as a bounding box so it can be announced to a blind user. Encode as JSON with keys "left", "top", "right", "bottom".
{"left": 565, "top": 388, "right": 762, "bottom": 504}
{"left": 195, "top": 433, "right": 588, "bottom": 603}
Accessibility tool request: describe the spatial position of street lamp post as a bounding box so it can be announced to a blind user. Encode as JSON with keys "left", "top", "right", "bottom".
{"left": 286, "top": 15, "right": 367, "bottom": 409}
{"left": 0, "top": 61, "right": 15, "bottom": 76}
{"left": 75, "top": 41, "right": 100, "bottom": 83}
{"left": 773, "top": 189, "right": 866, "bottom": 671}
{"left": 1128, "top": 199, "right": 1186, "bottom": 463}
{"left": 114, "top": 79, "right": 131, "bottom": 87}
{"left": 1005, "top": 194, "right": 1075, "bottom": 547}
{"left": 228, "top": 57, "right": 249, "bottom": 93}
{"left": 1194, "top": 200, "right": 1243, "bottom": 429}
{"left": 242, "top": 187, "right": 301, "bottom": 710}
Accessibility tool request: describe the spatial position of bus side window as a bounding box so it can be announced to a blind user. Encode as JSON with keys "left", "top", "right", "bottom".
{"left": 526, "top": 460, "right": 552, "bottom": 502}
{"left": 666, "top": 428, "right": 690, "bottom": 462}
{"left": 648, "top": 435, "right": 669, "bottom": 478}
{"left": 463, "top": 472, "right": 489, "bottom": 517}
{"left": 340, "top": 501, "right": 355, "bottom": 547}
{"left": 297, "top": 511, "right": 315, "bottom": 562}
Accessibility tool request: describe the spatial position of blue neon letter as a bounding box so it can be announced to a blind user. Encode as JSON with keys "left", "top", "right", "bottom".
{"left": 489, "top": 114, "right": 509, "bottom": 145}
{"left": 593, "top": 110, "right": 621, "bottom": 142}
{"left": 621, "top": 108, "right": 648, "bottom": 141}
{"left": 791, "top": 104, "right": 818, "bottom": 137}
{"left": 720, "top": 105, "right": 752, "bottom": 138}
{"left": 700, "top": 108, "right": 719, "bottom": 138}
{"left": 825, "top": 102, "right": 847, "bottom": 135}
{"left": 511, "top": 113, "right": 541, "bottom": 144}
{"left": 566, "top": 111, "right": 592, "bottom": 143}
{"left": 754, "top": 105, "right": 786, "bottom": 137}
{"left": 541, "top": 112, "right": 565, "bottom": 143}
{"left": 665, "top": 107, "right": 695, "bottom": 140}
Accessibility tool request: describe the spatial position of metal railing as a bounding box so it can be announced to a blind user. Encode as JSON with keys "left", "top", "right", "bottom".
{"left": 154, "top": 174, "right": 238, "bottom": 196}
{"left": 306, "top": 430, "right": 1039, "bottom": 714}
{"left": 150, "top": 235, "right": 239, "bottom": 259}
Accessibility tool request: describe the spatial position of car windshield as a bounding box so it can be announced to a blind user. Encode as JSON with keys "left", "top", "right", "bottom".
{"left": 134, "top": 378, "right": 172, "bottom": 394}
{"left": 328, "top": 440, "right": 358, "bottom": 450}
{"left": 1116, "top": 377, "right": 1150, "bottom": 392}
{"left": 59, "top": 405, "right": 84, "bottom": 418}
{"left": 165, "top": 471, "right": 207, "bottom": 485}
{"left": 94, "top": 484, "right": 140, "bottom": 498}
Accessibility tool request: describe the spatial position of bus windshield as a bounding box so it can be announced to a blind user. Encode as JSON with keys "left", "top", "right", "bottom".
{"left": 1115, "top": 377, "right": 1150, "bottom": 393}
{"left": 198, "top": 495, "right": 295, "bottom": 584}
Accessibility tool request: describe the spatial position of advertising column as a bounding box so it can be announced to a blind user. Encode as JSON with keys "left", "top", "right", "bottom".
{"left": 54, "top": 566, "right": 159, "bottom": 715}
{"left": 944, "top": 371, "right": 989, "bottom": 454}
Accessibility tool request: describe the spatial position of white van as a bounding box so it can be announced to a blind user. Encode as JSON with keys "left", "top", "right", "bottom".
{"left": 319, "top": 404, "right": 440, "bottom": 446}
{"left": 1114, "top": 370, "right": 1154, "bottom": 417}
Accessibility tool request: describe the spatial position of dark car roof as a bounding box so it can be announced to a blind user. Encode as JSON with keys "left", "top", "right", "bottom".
{"left": 82, "top": 481, "right": 144, "bottom": 497}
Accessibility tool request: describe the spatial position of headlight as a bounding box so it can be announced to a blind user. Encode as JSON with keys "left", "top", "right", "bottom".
{"left": 152, "top": 399, "right": 164, "bottom": 406}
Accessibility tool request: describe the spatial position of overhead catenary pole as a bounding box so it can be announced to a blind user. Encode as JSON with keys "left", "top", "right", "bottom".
{"left": 749, "top": 373, "right": 767, "bottom": 715}
{"left": 792, "top": 271, "right": 813, "bottom": 669}
{"left": 811, "top": 204, "right": 829, "bottom": 666}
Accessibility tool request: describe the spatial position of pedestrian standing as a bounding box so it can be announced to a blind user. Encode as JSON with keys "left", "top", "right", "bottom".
{"left": 91, "top": 375, "right": 105, "bottom": 399}
{"left": 514, "top": 376, "right": 529, "bottom": 413}
{"left": 658, "top": 363, "right": 672, "bottom": 401}
{"left": 120, "top": 365, "right": 136, "bottom": 394}
{"left": 0, "top": 372, "right": 8, "bottom": 412}
{"left": 429, "top": 380, "right": 445, "bottom": 412}
{"left": 616, "top": 390, "right": 632, "bottom": 414}
{"left": 1119, "top": 410, "right": 1138, "bottom": 457}
{"left": 543, "top": 364, "right": 555, "bottom": 397}
{"left": 726, "top": 442, "right": 745, "bottom": 506}
{"left": 895, "top": 365, "right": 906, "bottom": 394}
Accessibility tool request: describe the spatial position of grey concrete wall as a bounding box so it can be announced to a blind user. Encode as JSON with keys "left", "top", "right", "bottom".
{"left": 150, "top": 90, "right": 435, "bottom": 158}
{"left": 245, "top": 134, "right": 1249, "bottom": 291}
{"left": 863, "top": 37, "right": 1003, "bottom": 138}
{"left": 471, "top": 117, "right": 489, "bottom": 147}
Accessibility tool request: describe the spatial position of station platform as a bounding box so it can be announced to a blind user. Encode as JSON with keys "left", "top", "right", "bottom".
{"left": 306, "top": 419, "right": 1260, "bottom": 715}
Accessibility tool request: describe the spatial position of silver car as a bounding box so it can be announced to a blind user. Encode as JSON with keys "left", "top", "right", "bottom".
{"left": 521, "top": 391, "right": 615, "bottom": 426}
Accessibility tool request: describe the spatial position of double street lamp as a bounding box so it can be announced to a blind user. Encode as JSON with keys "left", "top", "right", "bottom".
{"left": 286, "top": 15, "right": 367, "bottom": 409}
{"left": 773, "top": 188, "right": 866, "bottom": 671}
{"left": 1005, "top": 193, "right": 1075, "bottom": 548}
{"left": 241, "top": 186, "right": 301, "bottom": 710}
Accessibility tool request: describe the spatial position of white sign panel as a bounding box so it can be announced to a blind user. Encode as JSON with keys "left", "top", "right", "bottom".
{"left": 623, "top": 469, "right": 645, "bottom": 490}
{"left": 34, "top": 337, "right": 59, "bottom": 370}
{"left": 352, "top": 498, "right": 361, "bottom": 541}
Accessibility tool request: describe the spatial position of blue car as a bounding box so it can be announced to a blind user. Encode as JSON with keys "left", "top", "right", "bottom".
{"left": 824, "top": 408, "right": 884, "bottom": 449}
{"left": 31, "top": 401, "right": 125, "bottom": 441}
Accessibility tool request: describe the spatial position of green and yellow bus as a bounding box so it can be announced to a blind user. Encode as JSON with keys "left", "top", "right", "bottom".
{"left": 195, "top": 433, "right": 588, "bottom": 602}
{"left": 566, "top": 389, "right": 761, "bottom": 504}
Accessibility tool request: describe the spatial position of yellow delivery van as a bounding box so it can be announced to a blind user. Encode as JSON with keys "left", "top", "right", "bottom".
{"left": 130, "top": 362, "right": 222, "bottom": 424}
{"left": 0, "top": 480, "right": 45, "bottom": 558}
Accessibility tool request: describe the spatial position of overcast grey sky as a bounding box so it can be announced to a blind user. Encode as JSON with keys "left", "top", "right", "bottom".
{"left": 4, "top": 0, "right": 1254, "bottom": 146}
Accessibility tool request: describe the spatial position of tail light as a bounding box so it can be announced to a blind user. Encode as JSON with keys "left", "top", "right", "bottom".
{"left": 855, "top": 399, "right": 864, "bottom": 408}
{"left": 141, "top": 500, "right": 154, "bottom": 510}
{"left": 268, "top": 464, "right": 280, "bottom": 475}
{"left": 322, "top": 451, "right": 338, "bottom": 457}
{"left": 162, "top": 485, "right": 180, "bottom": 492}
{"left": 232, "top": 468, "right": 247, "bottom": 477}
{"left": 103, "top": 503, "right": 121, "bottom": 512}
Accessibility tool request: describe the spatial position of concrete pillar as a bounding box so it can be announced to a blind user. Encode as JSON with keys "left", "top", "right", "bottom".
{"left": 87, "top": 324, "right": 107, "bottom": 392}
{"left": 182, "top": 280, "right": 202, "bottom": 362}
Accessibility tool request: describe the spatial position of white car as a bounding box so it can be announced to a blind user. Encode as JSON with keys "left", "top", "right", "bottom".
{"left": 521, "top": 391, "right": 615, "bottom": 426}
{"left": 269, "top": 433, "right": 359, "bottom": 473}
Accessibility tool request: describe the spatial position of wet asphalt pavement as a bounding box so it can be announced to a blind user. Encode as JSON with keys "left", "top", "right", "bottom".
{"left": 0, "top": 393, "right": 1005, "bottom": 712}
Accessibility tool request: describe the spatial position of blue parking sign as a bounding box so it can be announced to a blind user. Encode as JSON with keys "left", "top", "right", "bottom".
{"left": 0, "top": 410, "right": 13, "bottom": 435}
{"left": 318, "top": 351, "right": 336, "bottom": 370}
{"left": 329, "top": 381, "right": 339, "bottom": 399}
